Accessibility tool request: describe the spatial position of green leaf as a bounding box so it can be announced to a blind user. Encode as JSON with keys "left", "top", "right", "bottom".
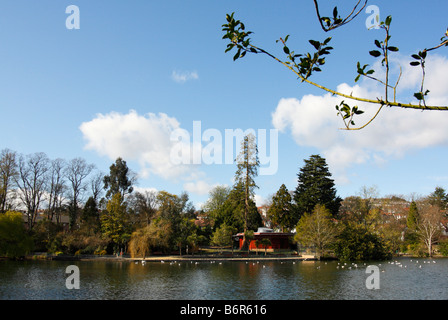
{"left": 388, "top": 46, "right": 399, "bottom": 52}
{"left": 414, "top": 92, "right": 423, "bottom": 100}
{"left": 385, "top": 16, "right": 392, "bottom": 26}
{"left": 309, "top": 40, "right": 320, "bottom": 50}
{"left": 224, "top": 44, "right": 235, "bottom": 53}
{"left": 369, "top": 50, "right": 382, "bottom": 57}
{"left": 354, "top": 75, "right": 361, "bottom": 82}
{"left": 375, "top": 40, "right": 382, "bottom": 48}
{"left": 233, "top": 48, "right": 241, "bottom": 61}
{"left": 410, "top": 61, "right": 420, "bottom": 66}
{"left": 411, "top": 54, "right": 421, "bottom": 60}
{"left": 333, "top": 7, "right": 338, "bottom": 19}
{"left": 283, "top": 46, "right": 290, "bottom": 54}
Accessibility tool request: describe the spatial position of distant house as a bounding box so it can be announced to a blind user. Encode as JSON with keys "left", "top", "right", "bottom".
{"left": 257, "top": 205, "right": 271, "bottom": 228}
{"left": 234, "top": 227, "right": 293, "bottom": 252}
{"left": 22, "top": 212, "right": 70, "bottom": 231}
{"left": 441, "top": 218, "right": 448, "bottom": 236}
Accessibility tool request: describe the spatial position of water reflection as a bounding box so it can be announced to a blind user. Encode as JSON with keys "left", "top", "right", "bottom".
{"left": 1, "top": 258, "right": 448, "bottom": 300}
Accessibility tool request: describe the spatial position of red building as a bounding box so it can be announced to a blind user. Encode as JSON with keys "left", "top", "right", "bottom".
{"left": 234, "top": 227, "right": 293, "bottom": 251}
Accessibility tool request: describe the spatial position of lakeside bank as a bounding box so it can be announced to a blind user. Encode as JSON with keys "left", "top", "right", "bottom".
{"left": 24, "top": 252, "right": 317, "bottom": 262}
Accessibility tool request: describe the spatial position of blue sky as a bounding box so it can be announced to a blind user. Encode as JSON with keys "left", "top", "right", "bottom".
{"left": 1, "top": 1, "right": 448, "bottom": 208}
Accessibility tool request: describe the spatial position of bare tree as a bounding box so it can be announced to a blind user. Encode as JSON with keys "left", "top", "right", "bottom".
{"left": 89, "top": 170, "right": 105, "bottom": 203}
{"left": 15, "top": 152, "right": 50, "bottom": 230}
{"left": 417, "top": 203, "right": 444, "bottom": 257}
{"left": 130, "top": 190, "right": 158, "bottom": 226}
{"left": 64, "top": 157, "right": 95, "bottom": 230}
{"left": 46, "top": 158, "right": 67, "bottom": 223}
{"left": 0, "top": 148, "right": 18, "bottom": 213}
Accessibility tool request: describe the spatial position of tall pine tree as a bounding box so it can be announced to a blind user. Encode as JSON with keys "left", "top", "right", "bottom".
{"left": 234, "top": 134, "right": 260, "bottom": 236}
{"left": 293, "top": 154, "right": 341, "bottom": 220}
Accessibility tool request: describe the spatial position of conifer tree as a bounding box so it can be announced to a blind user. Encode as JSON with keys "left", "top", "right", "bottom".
{"left": 407, "top": 201, "right": 419, "bottom": 231}
{"left": 234, "top": 134, "right": 260, "bottom": 243}
{"left": 267, "top": 184, "right": 295, "bottom": 232}
{"left": 293, "top": 154, "right": 341, "bottom": 220}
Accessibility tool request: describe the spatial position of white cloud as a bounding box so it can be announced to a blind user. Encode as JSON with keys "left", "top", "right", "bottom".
{"left": 271, "top": 54, "right": 448, "bottom": 185}
{"left": 80, "top": 110, "right": 196, "bottom": 181}
{"left": 133, "top": 186, "right": 159, "bottom": 194}
{"left": 183, "top": 180, "right": 219, "bottom": 196}
{"left": 172, "top": 70, "right": 199, "bottom": 83}
{"left": 254, "top": 194, "right": 267, "bottom": 207}
{"left": 80, "top": 110, "right": 228, "bottom": 196}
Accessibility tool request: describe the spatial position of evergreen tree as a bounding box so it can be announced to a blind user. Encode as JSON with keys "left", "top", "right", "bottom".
{"left": 81, "top": 196, "right": 100, "bottom": 234}
{"left": 428, "top": 187, "right": 448, "bottom": 211}
{"left": 234, "top": 134, "right": 260, "bottom": 243}
{"left": 103, "top": 157, "right": 135, "bottom": 199}
{"left": 293, "top": 154, "right": 341, "bottom": 219}
{"left": 213, "top": 182, "right": 261, "bottom": 233}
{"left": 406, "top": 201, "right": 419, "bottom": 231}
{"left": 267, "top": 184, "right": 295, "bottom": 232}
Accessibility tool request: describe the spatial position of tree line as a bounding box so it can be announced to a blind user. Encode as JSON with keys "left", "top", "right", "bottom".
{"left": 1, "top": 140, "right": 447, "bottom": 260}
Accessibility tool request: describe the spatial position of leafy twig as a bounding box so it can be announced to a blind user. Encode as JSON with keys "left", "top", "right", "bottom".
{"left": 222, "top": 12, "right": 448, "bottom": 130}
{"left": 314, "top": 0, "right": 368, "bottom": 32}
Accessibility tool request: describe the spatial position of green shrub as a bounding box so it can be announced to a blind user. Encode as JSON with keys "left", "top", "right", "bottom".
{"left": 0, "top": 211, "right": 34, "bottom": 258}
{"left": 438, "top": 238, "right": 448, "bottom": 256}
{"left": 333, "top": 223, "right": 391, "bottom": 261}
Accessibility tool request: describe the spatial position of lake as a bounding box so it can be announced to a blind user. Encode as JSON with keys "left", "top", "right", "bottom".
{"left": 1, "top": 257, "right": 447, "bottom": 300}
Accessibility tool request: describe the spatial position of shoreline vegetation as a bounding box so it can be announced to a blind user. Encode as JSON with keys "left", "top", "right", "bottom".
{"left": 2, "top": 150, "right": 448, "bottom": 263}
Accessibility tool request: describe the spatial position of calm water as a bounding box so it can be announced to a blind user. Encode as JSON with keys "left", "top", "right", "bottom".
{"left": 0, "top": 257, "right": 447, "bottom": 300}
